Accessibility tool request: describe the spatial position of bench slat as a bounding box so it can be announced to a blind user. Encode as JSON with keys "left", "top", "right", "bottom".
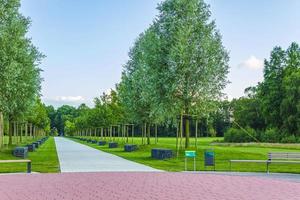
{"left": 268, "top": 152, "right": 300, "bottom": 160}
{"left": 230, "top": 160, "right": 268, "bottom": 163}
{"left": 268, "top": 160, "right": 300, "bottom": 164}
{"left": 0, "top": 160, "right": 31, "bottom": 163}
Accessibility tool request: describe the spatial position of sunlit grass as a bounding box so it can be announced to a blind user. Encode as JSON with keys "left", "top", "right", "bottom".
{"left": 0, "top": 137, "right": 60, "bottom": 173}
{"left": 73, "top": 136, "right": 300, "bottom": 173}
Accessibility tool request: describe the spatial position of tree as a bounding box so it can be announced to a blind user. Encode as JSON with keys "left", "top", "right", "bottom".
{"left": 118, "top": 0, "right": 229, "bottom": 147}
{"left": 27, "top": 98, "right": 50, "bottom": 133}
{"left": 154, "top": 0, "right": 229, "bottom": 147}
{"left": 280, "top": 43, "right": 300, "bottom": 135}
{"left": 0, "top": 0, "right": 43, "bottom": 144}
{"left": 258, "top": 47, "right": 285, "bottom": 129}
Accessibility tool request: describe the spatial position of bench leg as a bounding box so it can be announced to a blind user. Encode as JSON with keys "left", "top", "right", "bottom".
{"left": 266, "top": 162, "right": 269, "bottom": 174}
{"left": 27, "top": 162, "right": 31, "bottom": 173}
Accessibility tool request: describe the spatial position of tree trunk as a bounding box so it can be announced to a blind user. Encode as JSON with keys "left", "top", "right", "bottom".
{"left": 180, "top": 114, "right": 183, "bottom": 149}
{"left": 131, "top": 125, "right": 134, "bottom": 144}
{"left": 147, "top": 124, "right": 150, "bottom": 145}
{"left": 8, "top": 122, "right": 13, "bottom": 145}
{"left": 15, "top": 122, "right": 18, "bottom": 144}
{"left": 185, "top": 117, "right": 190, "bottom": 148}
{"left": 0, "top": 112, "right": 3, "bottom": 149}
{"left": 126, "top": 126, "right": 128, "bottom": 142}
{"left": 33, "top": 125, "right": 36, "bottom": 139}
{"left": 144, "top": 123, "right": 146, "bottom": 145}
{"left": 20, "top": 123, "right": 23, "bottom": 143}
{"left": 141, "top": 125, "right": 143, "bottom": 144}
{"left": 25, "top": 123, "right": 28, "bottom": 142}
{"left": 155, "top": 124, "right": 158, "bottom": 144}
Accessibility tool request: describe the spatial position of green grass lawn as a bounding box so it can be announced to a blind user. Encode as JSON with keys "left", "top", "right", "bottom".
{"left": 0, "top": 137, "right": 60, "bottom": 173}
{"left": 72, "top": 136, "right": 300, "bottom": 173}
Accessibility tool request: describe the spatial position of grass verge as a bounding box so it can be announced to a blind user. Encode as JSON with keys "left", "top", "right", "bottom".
{"left": 71, "top": 137, "right": 300, "bottom": 173}
{"left": 0, "top": 137, "right": 60, "bottom": 173}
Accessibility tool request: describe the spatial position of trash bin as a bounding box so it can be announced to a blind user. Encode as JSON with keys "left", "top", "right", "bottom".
{"left": 204, "top": 149, "right": 215, "bottom": 170}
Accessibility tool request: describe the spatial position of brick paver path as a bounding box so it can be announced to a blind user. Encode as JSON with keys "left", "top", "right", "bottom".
{"left": 54, "top": 137, "right": 160, "bottom": 172}
{"left": 0, "top": 172, "right": 299, "bottom": 200}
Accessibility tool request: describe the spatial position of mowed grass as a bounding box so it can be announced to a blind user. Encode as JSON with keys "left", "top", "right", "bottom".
{"left": 0, "top": 137, "right": 60, "bottom": 173}
{"left": 73, "top": 136, "right": 300, "bottom": 173}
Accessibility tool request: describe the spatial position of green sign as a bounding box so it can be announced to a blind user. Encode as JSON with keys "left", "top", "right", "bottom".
{"left": 185, "top": 150, "right": 196, "bottom": 158}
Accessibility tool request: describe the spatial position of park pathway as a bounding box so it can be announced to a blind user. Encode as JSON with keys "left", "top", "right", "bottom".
{"left": 54, "top": 137, "right": 160, "bottom": 172}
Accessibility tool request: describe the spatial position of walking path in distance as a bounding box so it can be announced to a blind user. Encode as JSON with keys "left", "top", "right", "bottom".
{"left": 54, "top": 137, "right": 160, "bottom": 172}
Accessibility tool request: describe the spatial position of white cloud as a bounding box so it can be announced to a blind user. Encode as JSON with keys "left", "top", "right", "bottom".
{"left": 42, "top": 96, "right": 89, "bottom": 108}
{"left": 238, "top": 56, "right": 264, "bottom": 70}
{"left": 54, "top": 96, "right": 85, "bottom": 102}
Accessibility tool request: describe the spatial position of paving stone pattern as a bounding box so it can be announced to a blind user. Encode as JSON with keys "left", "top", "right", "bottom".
{"left": 0, "top": 172, "right": 300, "bottom": 200}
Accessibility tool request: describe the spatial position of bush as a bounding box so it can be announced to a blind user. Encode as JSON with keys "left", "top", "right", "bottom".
{"left": 261, "top": 128, "right": 280, "bottom": 143}
{"left": 224, "top": 127, "right": 257, "bottom": 143}
{"left": 281, "top": 135, "right": 298, "bottom": 143}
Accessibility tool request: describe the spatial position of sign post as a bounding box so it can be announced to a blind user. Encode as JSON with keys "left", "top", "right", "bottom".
{"left": 185, "top": 150, "right": 196, "bottom": 171}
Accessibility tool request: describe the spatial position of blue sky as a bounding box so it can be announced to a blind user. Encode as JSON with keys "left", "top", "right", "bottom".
{"left": 20, "top": 0, "right": 300, "bottom": 107}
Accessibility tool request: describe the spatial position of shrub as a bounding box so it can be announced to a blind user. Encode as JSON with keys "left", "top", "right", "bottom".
{"left": 224, "top": 127, "right": 257, "bottom": 143}
{"left": 281, "top": 135, "right": 297, "bottom": 143}
{"left": 261, "top": 128, "right": 280, "bottom": 143}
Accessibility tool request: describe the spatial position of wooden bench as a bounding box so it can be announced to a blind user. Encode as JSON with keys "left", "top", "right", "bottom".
{"left": 230, "top": 152, "right": 300, "bottom": 173}
{"left": 0, "top": 160, "right": 31, "bottom": 173}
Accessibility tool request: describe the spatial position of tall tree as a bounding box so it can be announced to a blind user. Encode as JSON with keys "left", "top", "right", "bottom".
{"left": 154, "top": 0, "right": 229, "bottom": 147}
{"left": 0, "top": 0, "right": 43, "bottom": 144}
{"left": 258, "top": 47, "right": 285, "bottom": 129}
{"left": 280, "top": 43, "right": 300, "bottom": 135}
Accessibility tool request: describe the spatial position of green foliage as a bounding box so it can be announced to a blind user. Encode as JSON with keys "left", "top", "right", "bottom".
{"left": 64, "top": 120, "right": 76, "bottom": 136}
{"left": 231, "top": 91, "right": 265, "bottom": 130}
{"left": 0, "top": 0, "right": 43, "bottom": 120}
{"left": 46, "top": 105, "right": 78, "bottom": 135}
{"left": 117, "top": 0, "right": 229, "bottom": 147}
{"left": 27, "top": 98, "right": 50, "bottom": 132}
{"left": 280, "top": 135, "right": 298, "bottom": 143}
{"left": 258, "top": 42, "right": 300, "bottom": 135}
{"left": 210, "top": 101, "right": 231, "bottom": 137}
{"left": 261, "top": 128, "right": 280, "bottom": 143}
{"left": 224, "top": 127, "right": 256, "bottom": 143}
{"left": 231, "top": 42, "right": 300, "bottom": 142}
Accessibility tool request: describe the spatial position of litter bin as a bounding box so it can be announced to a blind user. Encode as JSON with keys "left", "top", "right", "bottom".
{"left": 204, "top": 149, "right": 215, "bottom": 170}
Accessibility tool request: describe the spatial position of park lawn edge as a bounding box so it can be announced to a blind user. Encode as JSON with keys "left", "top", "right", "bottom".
{"left": 68, "top": 137, "right": 300, "bottom": 174}
{"left": 0, "top": 137, "right": 60, "bottom": 173}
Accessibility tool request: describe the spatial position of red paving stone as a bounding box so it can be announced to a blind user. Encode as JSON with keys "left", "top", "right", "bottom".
{"left": 0, "top": 172, "right": 300, "bottom": 200}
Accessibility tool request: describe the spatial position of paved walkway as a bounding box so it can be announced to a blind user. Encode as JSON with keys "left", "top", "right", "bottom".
{"left": 0, "top": 172, "right": 300, "bottom": 200}
{"left": 54, "top": 137, "right": 160, "bottom": 172}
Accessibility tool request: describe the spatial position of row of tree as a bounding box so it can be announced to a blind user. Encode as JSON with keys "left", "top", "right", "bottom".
{"left": 0, "top": 0, "right": 49, "bottom": 147}
{"left": 117, "top": 0, "right": 229, "bottom": 148}
{"left": 51, "top": 0, "right": 299, "bottom": 145}
{"left": 52, "top": 0, "right": 229, "bottom": 148}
